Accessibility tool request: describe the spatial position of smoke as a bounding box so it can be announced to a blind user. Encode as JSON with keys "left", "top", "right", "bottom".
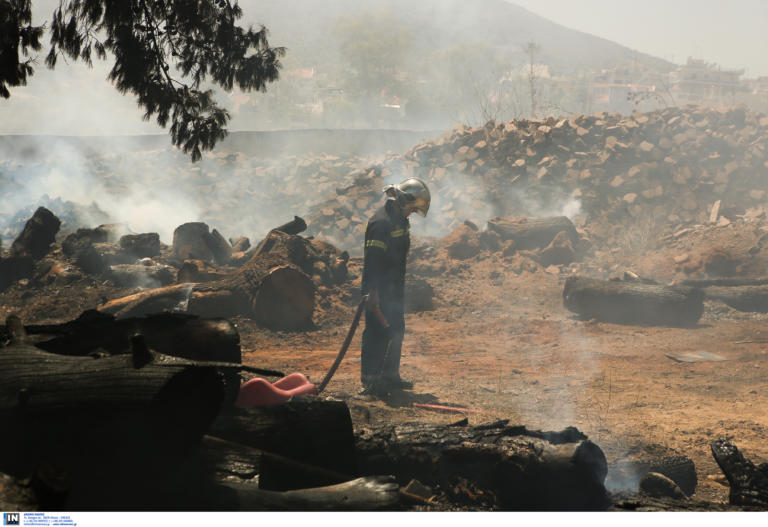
{"left": 0, "top": 139, "right": 202, "bottom": 245}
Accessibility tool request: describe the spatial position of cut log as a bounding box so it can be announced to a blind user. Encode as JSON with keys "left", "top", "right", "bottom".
{"left": 711, "top": 439, "right": 768, "bottom": 508}
{"left": 3, "top": 310, "right": 241, "bottom": 363}
{"left": 562, "top": 276, "right": 704, "bottom": 326}
{"left": 118, "top": 232, "right": 161, "bottom": 258}
{"left": 210, "top": 400, "right": 357, "bottom": 476}
{"left": 355, "top": 421, "right": 609, "bottom": 510}
{"left": 98, "top": 223, "right": 324, "bottom": 330}
{"left": 703, "top": 285, "right": 768, "bottom": 312}
{"left": 608, "top": 456, "right": 697, "bottom": 496}
{"left": 273, "top": 215, "right": 308, "bottom": 235}
{"left": 487, "top": 216, "right": 578, "bottom": 250}
{"left": 0, "top": 342, "right": 226, "bottom": 502}
{"left": 214, "top": 476, "right": 400, "bottom": 511}
{"left": 680, "top": 277, "right": 768, "bottom": 288}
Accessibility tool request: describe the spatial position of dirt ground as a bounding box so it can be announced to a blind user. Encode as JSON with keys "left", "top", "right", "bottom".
{"left": 3, "top": 217, "right": 768, "bottom": 508}
{"left": 236, "top": 219, "right": 768, "bottom": 506}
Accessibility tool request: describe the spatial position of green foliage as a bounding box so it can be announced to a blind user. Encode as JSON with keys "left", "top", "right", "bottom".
{"left": 3, "top": 1, "right": 284, "bottom": 161}
{"left": 0, "top": 0, "right": 44, "bottom": 98}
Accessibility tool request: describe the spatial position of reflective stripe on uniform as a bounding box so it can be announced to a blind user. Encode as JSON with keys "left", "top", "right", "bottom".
{"left": 366, "top": 239, "right": 388, "bottom": 250}
{"left": 390, "top": 227, "right": 408, "bottom": 238}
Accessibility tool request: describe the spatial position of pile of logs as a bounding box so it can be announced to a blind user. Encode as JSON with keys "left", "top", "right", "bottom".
{"left": 306, "top": 106, "right": 768, "bottom": 250}
{"left": 1, "top": 209, "right": 351, "bottom": 330}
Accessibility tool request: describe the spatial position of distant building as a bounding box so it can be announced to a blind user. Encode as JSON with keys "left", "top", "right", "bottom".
{"left": 669, "top": 58, "right": 746, "bottom": 103}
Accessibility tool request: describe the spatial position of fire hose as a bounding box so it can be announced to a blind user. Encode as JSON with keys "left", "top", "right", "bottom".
{"left": 317, "top": 293, "right": 389, "bottom": 393}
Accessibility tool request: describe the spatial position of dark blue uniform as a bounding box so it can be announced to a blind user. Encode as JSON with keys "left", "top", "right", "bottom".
{"left": 361, "top": 199, "right": 410, "bottom": 385}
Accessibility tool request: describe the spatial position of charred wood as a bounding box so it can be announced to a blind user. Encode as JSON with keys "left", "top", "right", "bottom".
{"left": 711, "top": 438, "right": 768, "bottom": 508}
{"left": 354, "top": 421, "right": 609, "bottom": 510}
{"left": 210, "top": 400, "right": 357, "bottom": 476}
{"left": 10, "top": 207, "right": 61, "bottom": 260}
{"left": 2, "top": 310, "right": 242, "bottom": 364}
{"left": 0, "top": 343, "right": 226, "bottom": 508}
{"left": 563, "top": 275, "right": 704, "bottom": 326}
{"left": 99, "top": 223, "right": 323, "bottom": 329}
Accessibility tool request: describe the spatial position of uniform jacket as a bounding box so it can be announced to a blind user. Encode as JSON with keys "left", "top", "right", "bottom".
{"left": 362, "top": 199, "right": 410, "bottom": 303}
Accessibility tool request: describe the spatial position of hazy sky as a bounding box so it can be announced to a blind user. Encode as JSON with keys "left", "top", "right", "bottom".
{"left": 511, "top": 0, "right": 768, "bottom": 77}
{"left": 1, "top": 0, "right": 766, "bottom": 135}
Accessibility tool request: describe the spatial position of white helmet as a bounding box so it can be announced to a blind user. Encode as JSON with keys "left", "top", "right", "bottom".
{"left": 384, "top": 177, "right": 431, "bottom": 217}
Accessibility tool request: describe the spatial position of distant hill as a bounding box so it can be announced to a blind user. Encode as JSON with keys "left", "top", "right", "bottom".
{"left": 240, "top": 0, "right": 673, "bottom": 75}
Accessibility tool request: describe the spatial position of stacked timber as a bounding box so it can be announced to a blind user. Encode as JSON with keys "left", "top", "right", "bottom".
{"left": 306, "top": 106, "right": 768, "bottom": 250}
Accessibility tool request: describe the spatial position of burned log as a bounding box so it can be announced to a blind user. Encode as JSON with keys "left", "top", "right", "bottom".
{"left": 10, "top": 206, "right": 61, "bottom": 260}
{"left": 562, "top": 276, "right": 704, "bottom": 326}
{"left": 97, "top": 219, "right": 328, "bottom": 329}
{"left": 273, "top": 215, "right": 308, "bottom": 236}
{"left": 487, "top": 216, "right": 578, "bottom": 250}
{"left": 210, "top": 400, "right": 357, "bottom": 476}
{"left": 0, "top": 341, "right": 226, "bottom": 508}
{"left": 608, "top": 456, "right": 697, "bottom": 496}
{"left": 711, "top": 439, "right": 768, "bottom": 508}
{"left": 355, "top": 420, "right": 609, "bottom": 510}
{"left": 0, "top": 207, "right": 60, "bottom": 290}
{"left": 703, "top": 285, "right": 768, "bottom": 313}
{"left": 217, "top": 476, "right": 400, "bottom": 511}
{"left": 5, "top": 310, "right": 243, "bottom": 365}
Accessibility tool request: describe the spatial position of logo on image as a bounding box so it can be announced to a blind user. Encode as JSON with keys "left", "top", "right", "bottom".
{"left": 2, "top": 513, "right": 20, "bottom": 526}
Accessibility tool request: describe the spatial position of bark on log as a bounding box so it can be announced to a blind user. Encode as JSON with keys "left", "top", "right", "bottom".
{"left": 487, "top": 216, "right": 578, "bottom": 250}
{"left": 355, "top": 420, "right": 609, "bottom": 510}
{"left": 274, "top": 215, "right": 308, "bottom": 236}
{"left": 680, "top": 277, "right": 768, "bottom": 288}
{"left": 0, "top": 342, "right": 226, "bottom": 504}
{"left": 711, "top": 439, "right": 768, "bottom": 508}
{"left": 210, "top": 400, "right": 357, "bottom": 476}
{"left": 563, "top": 276, "right": 704, "bottom": 326}
{"left": 4, "top": 310, "right": 242, "bottom": 365}
{"left": 703, "top": 285, "right": 768, "bottom": 312}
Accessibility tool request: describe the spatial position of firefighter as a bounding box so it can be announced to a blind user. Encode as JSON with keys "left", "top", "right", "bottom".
{"left": 361, "top": 177, "right": 430, "bottom": 393}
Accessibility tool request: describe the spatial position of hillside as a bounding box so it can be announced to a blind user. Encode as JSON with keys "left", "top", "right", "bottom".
{"left": 241, "top": 0, "right": 673, "bottom": 75}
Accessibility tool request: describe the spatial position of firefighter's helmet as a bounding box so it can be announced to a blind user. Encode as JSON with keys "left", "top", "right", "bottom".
{"left": 384, "top": 177, "right": 431, "bottom": 217}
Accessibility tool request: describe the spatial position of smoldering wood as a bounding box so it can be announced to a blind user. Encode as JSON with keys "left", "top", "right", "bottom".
{"left": 562, "top": 275, "right": 704, "bottom": 326}
{"left": 711, "top": 439, "right": 768, "bottom": 508}
{"left": 210, "top": 400, "right": 357, "bottom": 476}
{"left": 486, "top": 216, "right": 578, "bottom": 250}
{"left": 703, "top": 285, "right": 768, "bottom": 312}
{"left": 608, "top": 456, "right": 697, "bottom": 496}
{"left": 354, "top": 420, "right": 609, "bottom": 510}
